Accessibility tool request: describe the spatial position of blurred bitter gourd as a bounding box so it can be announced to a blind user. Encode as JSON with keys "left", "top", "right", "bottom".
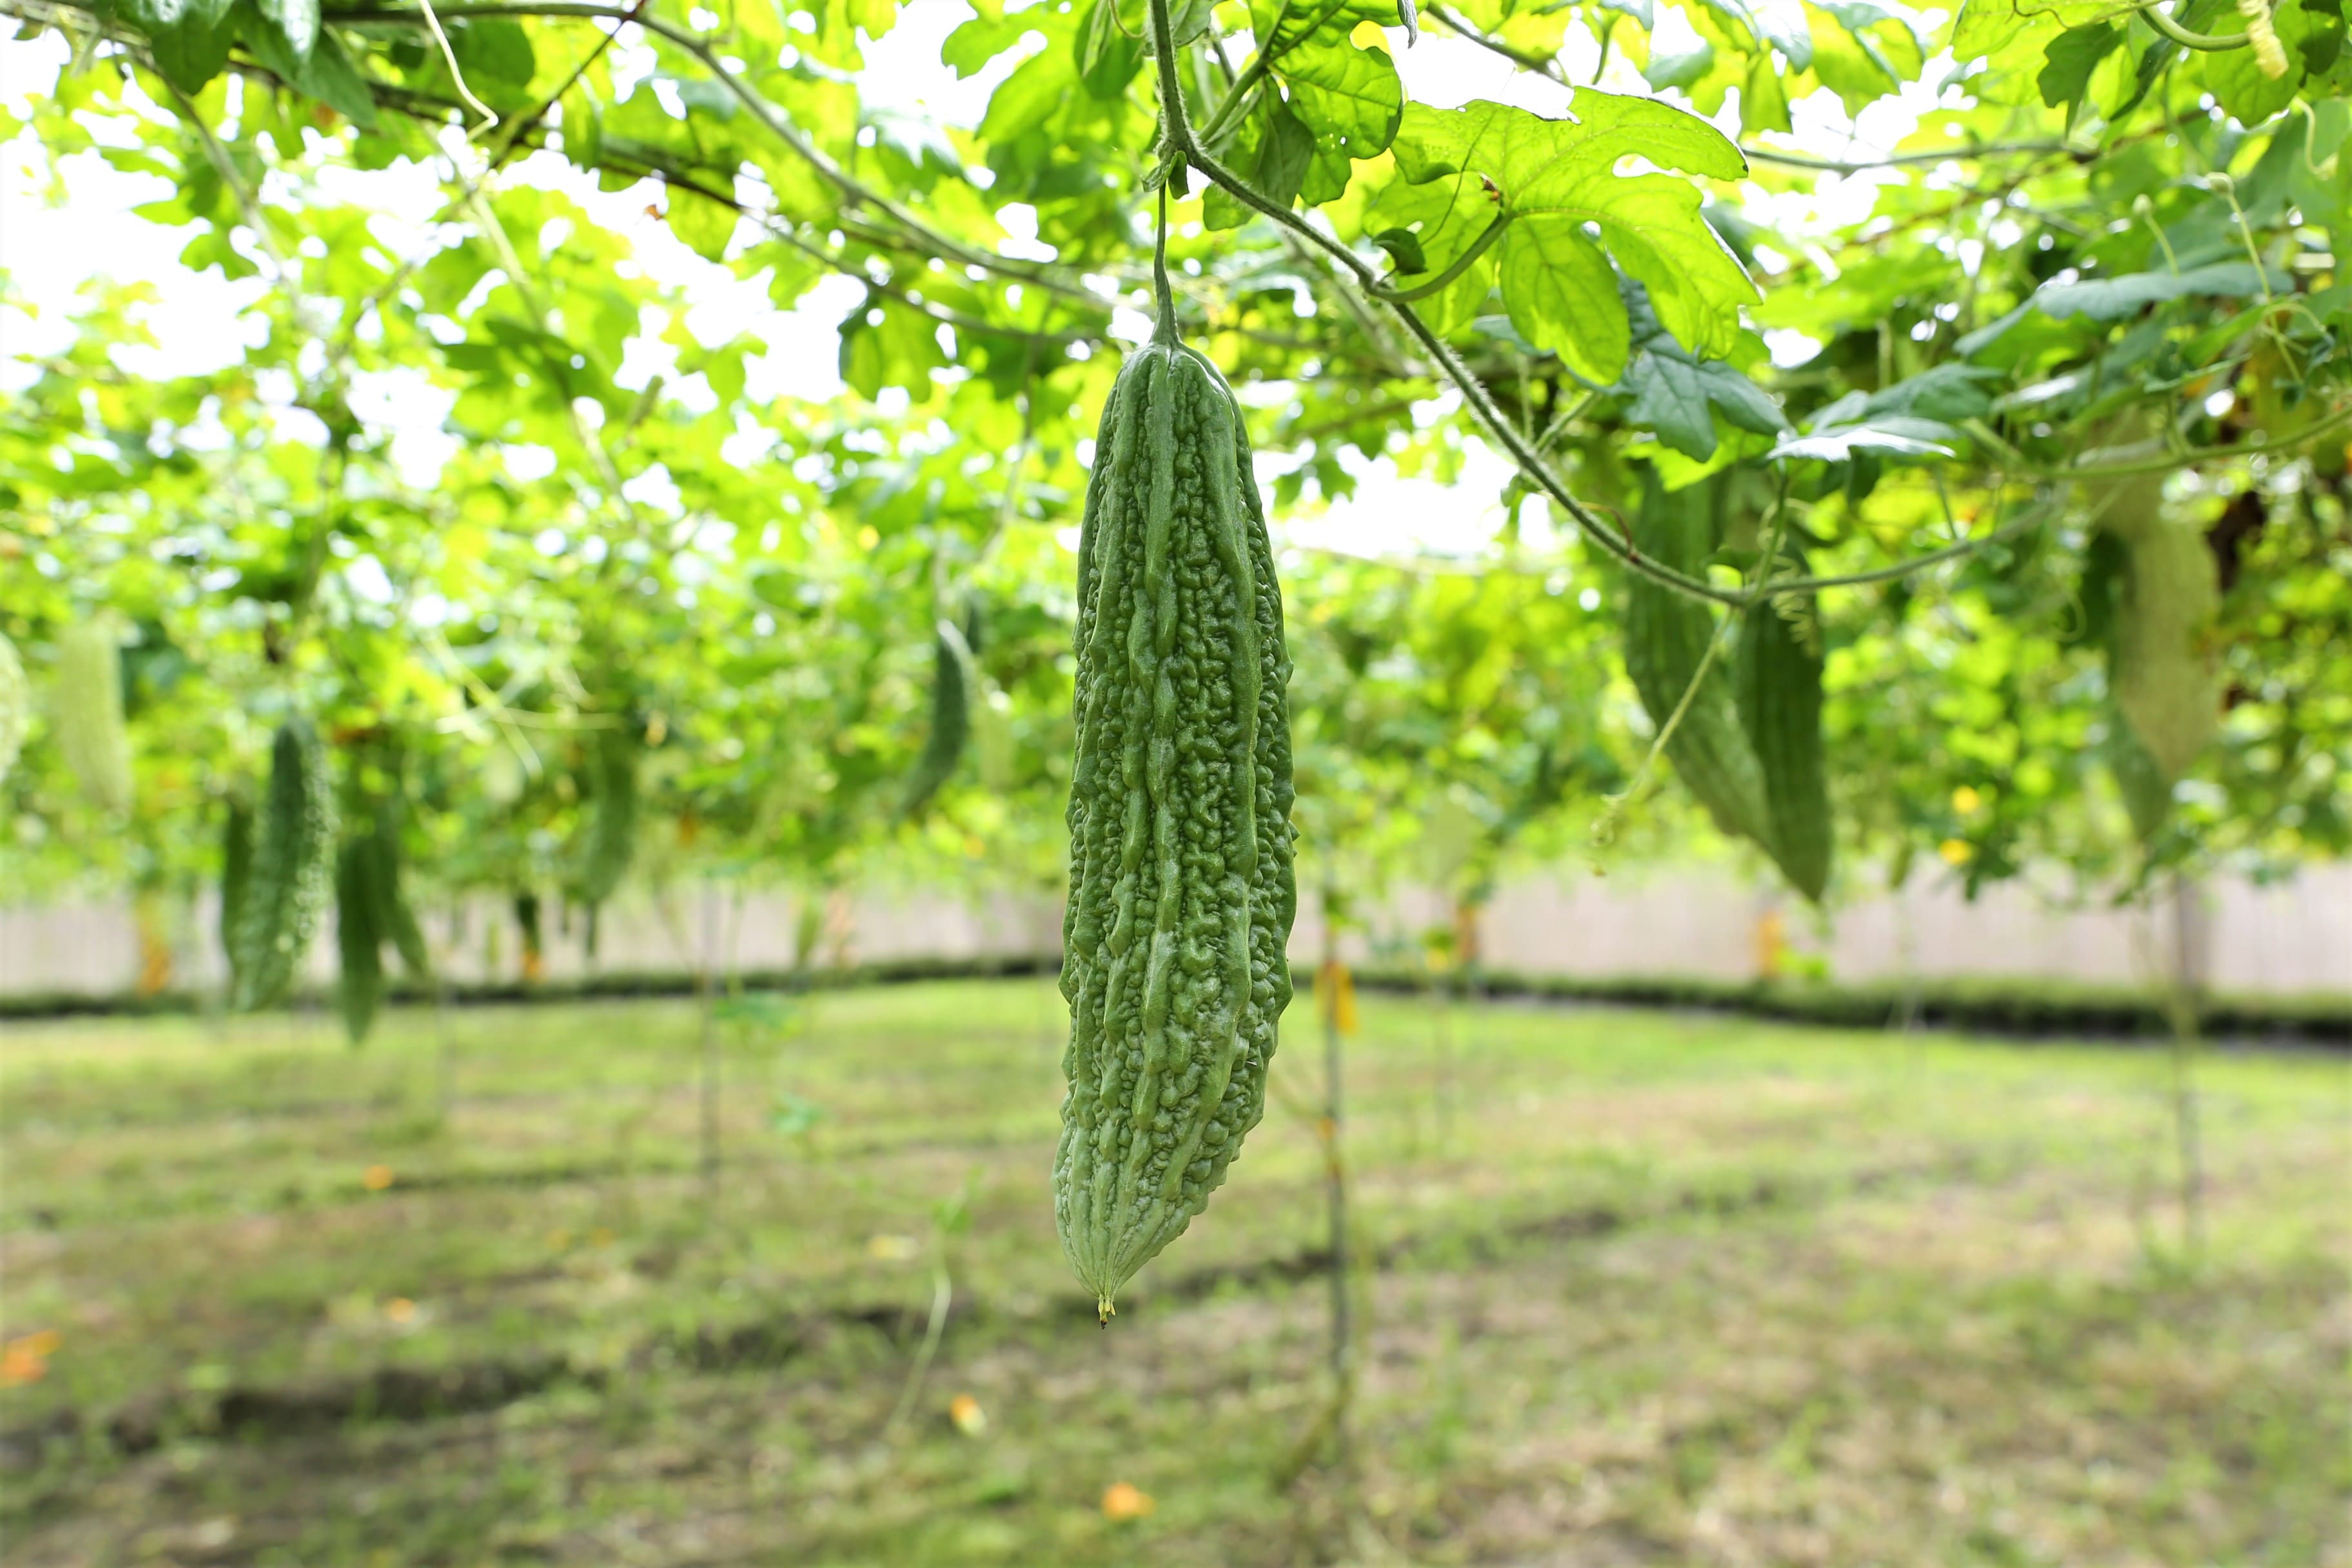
{"left": 1734, "top": 559, "right": 1832, "bottom": 903}
{"left": 579, "top": 723, "right": 640, "bottom": 907}
{"left": 54, "top": 618, "right": 135, "bottom": 816}
{"left": 1054, "top": 323, "right": 1297, "bottom": 1322}
{"left": 220, "top": 798, "right": 254, "bottom": 990}
{"left": 1625, "top": 469, "right": 1832, "bottom": 901}
{"left": 233, "top": 720, "right": 336, "bottom": 1010}
{"left": 1622, "top": 470, "right": 1772, "bottom": 848}
{"left": 0, "top": 630, "right": 26, "bottom": 788}
{"left": 901, "top": 623, "right": 971, "bottom": 817}
{"left": 335, "top": 833, "right": 386, "bottom": 1044}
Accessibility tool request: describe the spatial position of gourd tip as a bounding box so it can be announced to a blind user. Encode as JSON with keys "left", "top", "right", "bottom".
{"left": 1097, "top": 1297, "right": 1116, "bottom": 1326}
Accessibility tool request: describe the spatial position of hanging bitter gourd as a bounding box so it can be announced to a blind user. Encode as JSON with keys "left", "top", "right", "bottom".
{"left": 1733, "top": 559, "right": 1832, "bottom": 903}
{"left": 2108, "top": 509, "right": 2220, "bottom": 785}
{"left": 901, "top": 623, "right": 972, "bottom": 817}
{"left": 1625, "top": 469, "right": 1833, "bottom": 901}
{"left": 0, "top": 630, "right": 26, "bottom": 789}
{"left": 219, "top": 798, "right": 254, "bottom": 991}
{"left": 335, "top": 834, "right": 387, "bottom": 1044}
{"left": 333, "top": 793, "right": 430, "bottom": 1044}
{"left": 1054, "top": 317, "right": 1297, "bottom": 1322}
{"left": 54, "top": 618, "right": 135, "bottom": 816}
{"left": 1622, "top": 469, "right": 1772, "bottom": 847}
{"left": 373, "top": 796, "right": 433, "bottom": 979}
{"left": 578, "top": 723, "right": 640, "bottom": 907}
{"left": 233, "top": 720, "right": 336, "bottom": 1010}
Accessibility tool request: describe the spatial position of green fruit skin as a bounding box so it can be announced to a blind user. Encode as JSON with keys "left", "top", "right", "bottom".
{"left": 335, "top": 834, "right": 386, "bottom": 1044}
{"left": 1735, "top": 583, "right": 1832, "bottom": 903}
{"left": 0, "top": 630, "right": 27, "bottom": 787}
{"left": 1055, "top": 335, "right": 1297, "bottom": 1318}
{"left": 373, "top": 797, "right": 432, "bottom": 977}
{"left": 2110, "top": 513, "right": 2220, "bottom": 783}
{"left": 901, "top": 624, "right": 970, "bottom": 817}
{"left": 1623, "top": 470, "right": 1772, "bottom": 847}
{"left": 580, "top": 725, "right": 640, "bottom": 906}
{"left": 54, "top": 619, "right": 135, "bottom": 816}
{"left": 233, "top": 720, "right": 336, "bottom": 1011}
{"left": 220, "top": 799, "right": 254, "bottom": 988}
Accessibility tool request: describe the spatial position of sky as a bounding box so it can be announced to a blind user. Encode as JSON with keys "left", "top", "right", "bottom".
{"left": 0, "top": 0, "right": 1952, "bottom": 558}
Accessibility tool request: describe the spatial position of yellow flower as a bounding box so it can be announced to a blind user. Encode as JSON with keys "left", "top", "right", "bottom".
{"left": 1101, "top": 1482, "right": 1155, "bottom": 1522}
{"left": 1939, "top": 838, "right": 1974, "bottom": 866}
{"left": 1951, "top": 785, "right": 1982, "bottom": 814}
{"left": 362, "top": 1165, "right": 395, "bottom": 1191}
{"left": 948, "top": 1394, "right": 986, "bottom": 1436}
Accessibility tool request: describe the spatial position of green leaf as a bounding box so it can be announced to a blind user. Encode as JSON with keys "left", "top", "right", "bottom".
{"left": 1643, "top": 39, "right": 1716, "bottom": 89}
{"left": 1370, "top": 224, "right": 1427, "bottom": 273}
{"left": 839, "top": 295, "right": 949, "bottom": 400}
{"left": 139, "top": 0, "right": 236, "bottom": 93}
{"left": 449, "top": 16, "right": 535, "bottom": 90}
{"left": 1074, "top": 0, "right": 1143, "bottom": 99}
{"left": 1278, "top": 29, "right": 1404, "bottom": 159}
{"left": 667, "top": 187, "right": 738, "bottom": 262}
{"left": 1618, "top": 282, "right": 1786, "bottom": 459}
{"left": 2037, "top": 22, "right": 2121, "bottom": 108}
{"left": 2202, "top": 24, "right": 2302, "bottom": 121}
{"left": 1389, "top": 96, "right": 1754, "bottom": 382}
{"left": 1741, "top": 50, "right": 1791, "bottom": 133}
{"left": 256, "top": 0, "right": 317, "bottom": 60}
{"left": 2035, "top": 261, "right": 2289, "bottom": 320}
{"left": 1205, "top": 96, "right": 1318, "bottom": 228}
{"left": 296, "top": 30, "right": 380, "bottom": 127}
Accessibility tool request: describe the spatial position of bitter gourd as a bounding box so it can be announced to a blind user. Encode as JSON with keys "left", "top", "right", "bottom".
{"left": 901, "top": 623, "right": 971, "bottom": 817}
{"left": 1734, "top": 569, "right": 1832, "bottom": 903}
{"left": 233, "top": 720, "right": 336, "bottom": 1010}
{"left": 0, "top": 630, "right": 26, "bottom": 789}
{"left": 220, "top": 798, "right": 253, "bottom": 990}
{"left": 1054, "top": 322, "right": 1297, "bottom": 1322}
{"left": 373, "top": 796, "right": 432, "bottom": 978}
{"left": 2108, "top": 509, "right": 2220, "bottom": 784}
{"left": 335, "top": 834, "right": 386, "bottom": 1044}
{"left": 54, "top": 618, "right": 135, "bottom": 816}
{"left": 1622, "top": 470, "right": 1772, "bottom": 847}
{"left": 579, "top": 723, "right": 640, "bottom": 906}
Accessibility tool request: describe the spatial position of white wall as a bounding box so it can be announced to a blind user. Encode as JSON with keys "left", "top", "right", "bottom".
{"left": 3, "top": 862, "right": 2346, "bottom": 1002}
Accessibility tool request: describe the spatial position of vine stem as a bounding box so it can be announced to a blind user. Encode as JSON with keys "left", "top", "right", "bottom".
{"left": 1151, "top": 184, "right": 1177, "bottom": 346}
{"left": 2135, "top": 0, "right": 2252, "bottom": 50}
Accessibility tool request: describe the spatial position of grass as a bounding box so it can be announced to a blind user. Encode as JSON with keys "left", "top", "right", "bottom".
{"left": 1, "top": 979, "right": 2344, "bottom": 1566}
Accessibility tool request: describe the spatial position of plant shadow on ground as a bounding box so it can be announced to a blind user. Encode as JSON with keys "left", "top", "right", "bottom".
{"left": 1, "top": 980, "right": 2344, "bottom": 1565}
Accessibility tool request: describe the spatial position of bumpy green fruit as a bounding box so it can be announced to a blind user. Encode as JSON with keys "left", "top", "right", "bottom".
{"left": 233, "top": 720, "right": 336, "bottom": 1010}
{"left": 219, "top": 799, "right": 254, "bottom": 989}
{"left": 1626, "top": 470, "right": 1834, "bottom": 901}
{"left": 1734, "top": 569, "right": 1832, "bottom": 903}
{"left": 53, "top": 619, "right": 135, "bottom": 816}
{"left": 335, "top": 834, "right": 387, "bottom": 1044}
{"left": 901, "top": 623, "right": 972, "bottom": 818}
{"left": 2110, "top": 510, "right": 2220, "bottom": 783}
{"left": 1623, "top": 471, "right": 1771, "bottom": 847}
{"left": 1054, "top": 328, "right": 1297, "bottom": 1322}
{"left": 579, "top": 724, "right": 640, "bottom": 906}
{"left": 0, "top": 630, "right": 26, "bottom": 789}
